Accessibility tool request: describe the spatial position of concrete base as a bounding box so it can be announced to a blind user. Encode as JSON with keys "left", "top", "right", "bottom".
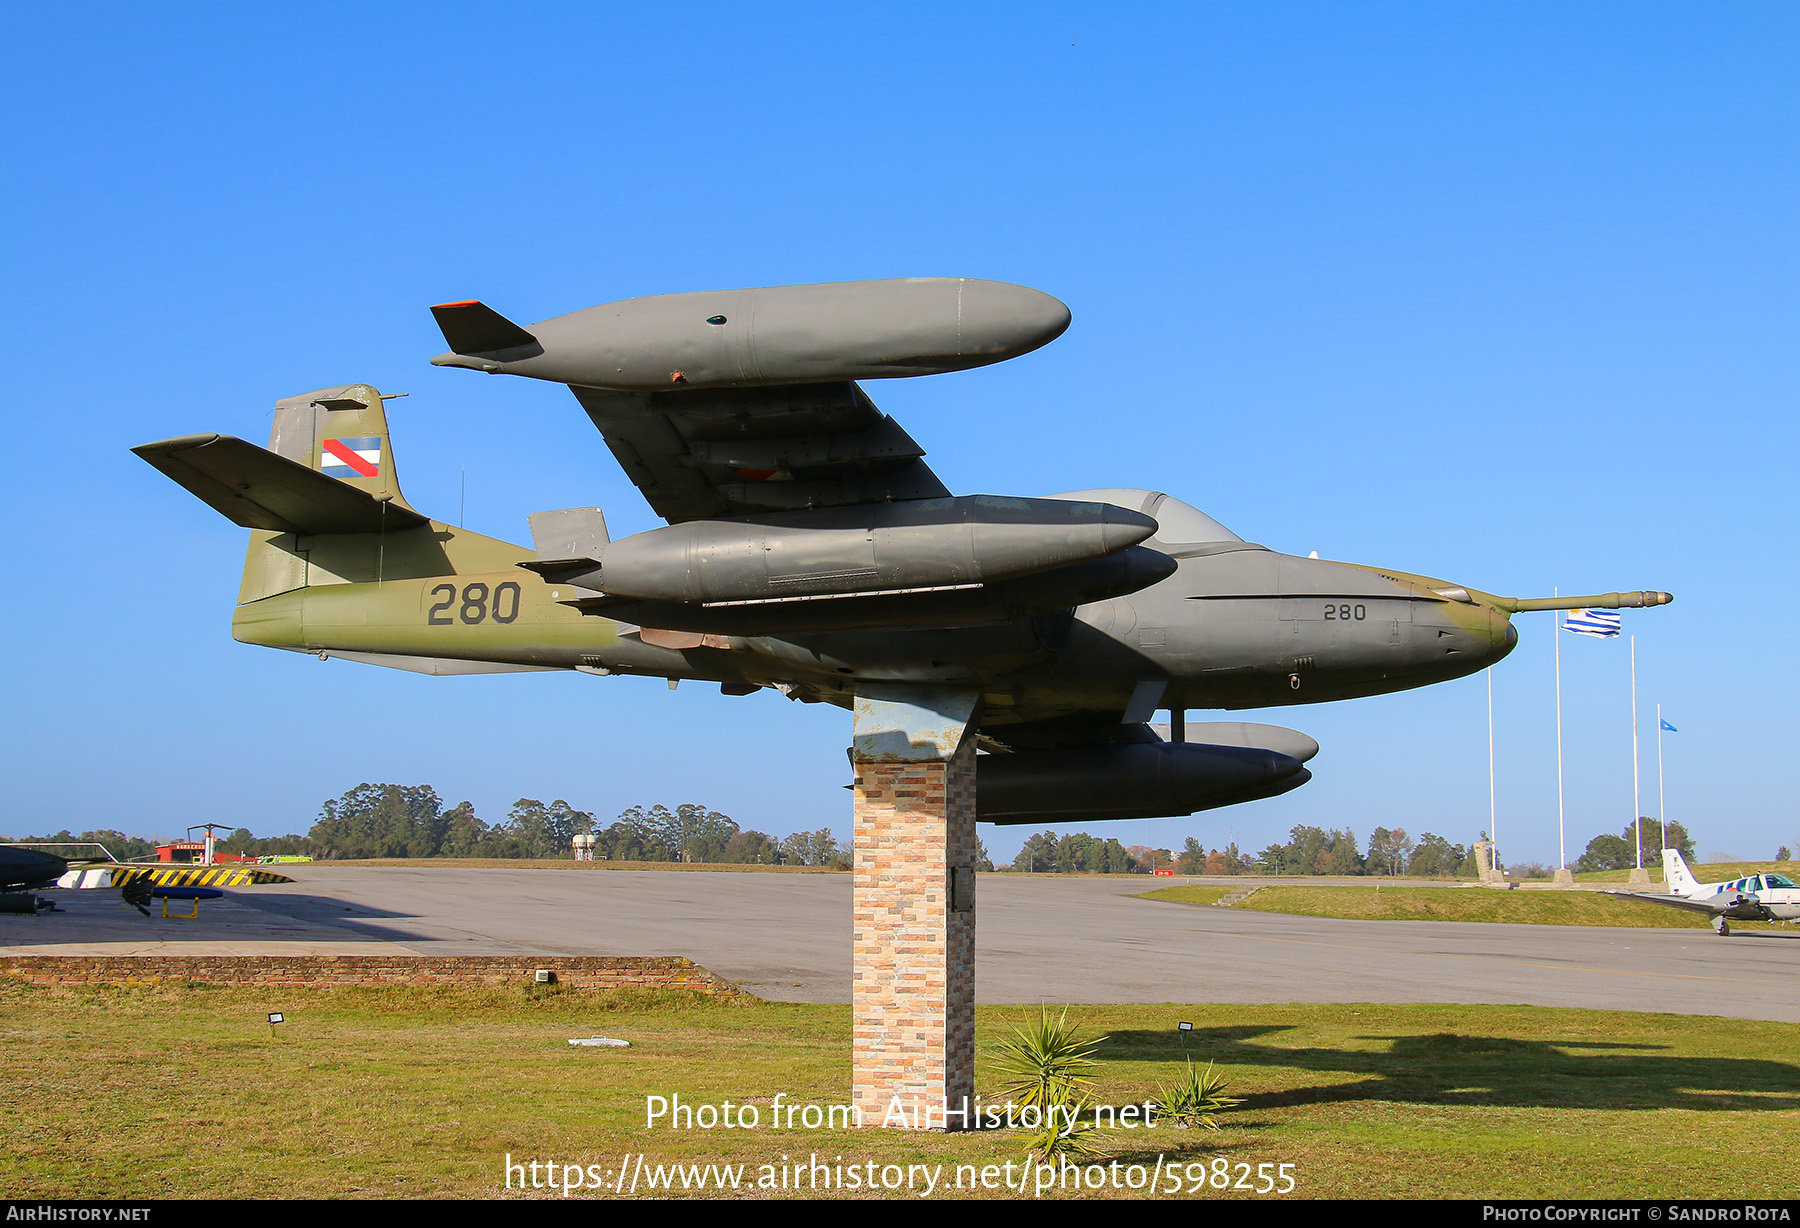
{"left": 1628, "top": 866, "right": 1652, "bottom": 887}
{"left": 1553, "top": 868, "right": 1575, "bottom": 888}
{"left": 850, "top": 739, "right": 977, "bottom": 1129}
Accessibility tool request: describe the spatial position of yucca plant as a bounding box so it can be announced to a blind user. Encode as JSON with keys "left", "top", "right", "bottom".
{"left": 1022, "top": 1095, "right": 1103, "bottom": 1160}
{"left": 987, "top": 1006, "right": 1105, "bottom": 1109}
{"left": 1151, "top": 1059, "right": 1242, "bottom": 1130}
{"left": 987, "top": 1007, "right": 1109, "bottom": 1160}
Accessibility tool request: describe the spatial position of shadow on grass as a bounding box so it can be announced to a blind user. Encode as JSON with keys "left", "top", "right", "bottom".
{"left": 1093, "top": 1026, "right": 1800, "bottom": 1112}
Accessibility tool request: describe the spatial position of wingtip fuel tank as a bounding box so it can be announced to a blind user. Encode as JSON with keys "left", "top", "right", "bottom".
{"left": 429, "top": 277, "right": 1071, "bottom": 390}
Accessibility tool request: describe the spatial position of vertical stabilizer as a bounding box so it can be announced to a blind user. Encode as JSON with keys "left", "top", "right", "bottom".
{"left": 242, "top": 384, "right": 422, "bottom": 604}
{"left": 269, "top": 384, "right": 415, "bottom": 512}
{"left": 1663, "top": 848, "right": 1700, "bottom": 896}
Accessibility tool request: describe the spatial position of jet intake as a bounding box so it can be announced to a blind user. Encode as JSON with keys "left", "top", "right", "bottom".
{"left": 531, "top": 495, "right": 1157, "bottom": 607}
{"left": 977, "top": 742, "right": 1311, "bottom": 825}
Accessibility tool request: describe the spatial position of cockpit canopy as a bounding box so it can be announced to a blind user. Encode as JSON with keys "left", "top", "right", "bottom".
{"left": 1045, "top": 488, "right": 1242, "bottom": 547}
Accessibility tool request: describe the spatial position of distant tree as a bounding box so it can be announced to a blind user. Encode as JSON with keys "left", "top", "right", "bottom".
{"left": 721, "top": 830, "right": 780, "bottom": 865}
{"left": 1407, "top": 833, "right": 1470, "bottom": 878}
{"left": 15, "top": 829, "right": 161, "bottom": 862}
{"left": 973, "top": 837, "right": 994, "bottom": 873}
{"left": 1104, "top": 839, "right": 1133, "bottom": 874}
{"left": 779, "top": 828, "right": 841, "bottom": 867}
{"left": 1283, "top": 825, "right": 1333, "bottom": 874}
{"left": 1780, "top": 846, "right": 1793, "bottom": 863}
{"left": 1318, "top": 831, "right": 1364, "bottom": 876}
{"left": 1214, "top": 842, "right": 1252, "bottom": 875}
{"left": 1575, "top": 820, "right": 1695, "bottom": 874}
{"left": 1367, "top": 827, "right": 1414, "bottom": 877}
{"left": 440, "top": 802, "right": 491, "bottom": 857}
{"left": 1574, "top": 833, "right": 1633, "bottom": 872}
{"left": 1049, "top": 833, "right": 1090, "bottom": 873}
{"left": 608, "top": 803, "right": 737, "bottom": 862}
{"left": 497, "top": 799, "right": 595, "bottom": 858}
{"left": 1083, "top": 837, "right": 1109, "bottom": 873}
{"left": 217, "top": 827, "right": 257, "bottom": 855}
{"left": 1012, "top": 831, "right": 1059, "bottom": 873}
{"left": 1637, "top": 819, "right": 1696, "bottom": 864}
{"left": 1177, "top": 837, "right": 1207, "bottom": 875}
{"left": 309, "top": 783, "right": 452, "bottom": 859}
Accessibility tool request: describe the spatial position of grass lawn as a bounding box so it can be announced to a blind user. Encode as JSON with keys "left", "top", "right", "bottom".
{"left": 1127, "top": 885, "right": 1235, "bottom": 907}
{"left": 1137, "top": 884, "right": 1786, "bottom": 931}
{"left": 2, "top": 982, "right": 1795, "bottom": 1200}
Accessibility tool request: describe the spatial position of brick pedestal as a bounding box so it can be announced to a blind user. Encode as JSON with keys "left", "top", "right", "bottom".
{"left": 851, "top": 738, "right": 977, "bottom": 1128}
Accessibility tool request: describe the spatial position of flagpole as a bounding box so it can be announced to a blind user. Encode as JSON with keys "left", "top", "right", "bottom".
{"left": 1657, "top": 701, "right": 1666, "bottom": 851}
{"left": 1631, "top": 634, "right": 1641, "bottom": 872}
{"left": 1555, "top": 590, "right": 1566, "bottom": 877}
{"left": 1487, "top": 667, "right": 1497, "bottom": 872}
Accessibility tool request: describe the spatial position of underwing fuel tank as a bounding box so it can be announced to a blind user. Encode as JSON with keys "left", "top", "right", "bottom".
{"left": 976, "top": 742, "right": 1312, "bottom": 825}
{"left": 541, "top": 495, "right": 1158, "bottom": 607}
{"left": 430, "top": 278, "right": 1072, "bottom": 391}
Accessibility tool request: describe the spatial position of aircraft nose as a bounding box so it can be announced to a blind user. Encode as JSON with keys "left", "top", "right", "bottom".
{"left": 1473, "top": 604, "right": 1518, "bottom": 666}
{"left": 1423, "top": 597, "right": 1517, "bottom": 670}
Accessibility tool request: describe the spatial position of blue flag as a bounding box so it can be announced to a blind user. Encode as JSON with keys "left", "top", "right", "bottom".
{"left": 1661, "top": 719, "right": 1677, "bottom": 732}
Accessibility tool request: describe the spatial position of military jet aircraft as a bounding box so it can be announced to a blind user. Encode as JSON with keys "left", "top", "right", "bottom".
{"left": 133, "top": 278, "right": 1671, "bottom": 826}
{"left": 1604, "top": 850, "right": 1800, "bottom": 936}
{"left": 0, "top": 844, "right": 290, "bottom": 916}
{"left": 1, "top": 847, "right": 71, "bottom": 908}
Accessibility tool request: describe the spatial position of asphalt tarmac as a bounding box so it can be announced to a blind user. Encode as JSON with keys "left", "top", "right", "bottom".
{"left": 6, "top": 868, "right": 1797, "bottom": 1021}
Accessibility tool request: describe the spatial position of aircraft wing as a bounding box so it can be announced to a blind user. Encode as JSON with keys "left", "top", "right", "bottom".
{"left": 1599, "top": 890, "right": 1722, "bottom": 916}
{"left": 567, "top": 382, "right": 950, "bottom": 523}
{"left": 427, "top": 280, "right": 1076, "bottom": 524}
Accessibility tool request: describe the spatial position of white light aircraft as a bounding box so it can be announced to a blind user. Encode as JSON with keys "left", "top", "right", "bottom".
{"left": 1603, "top": 849, "right": 1800, "bottom": 936}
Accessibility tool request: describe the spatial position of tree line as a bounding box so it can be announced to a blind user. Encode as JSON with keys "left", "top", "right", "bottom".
{"left": 15, "top": 784, "right": 859, "bottom": 867}
{"left": 11, "top": 794, "right": 1708, "bottom": 875}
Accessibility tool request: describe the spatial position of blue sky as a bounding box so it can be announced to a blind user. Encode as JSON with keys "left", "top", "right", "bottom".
{"left": 3, "top": 3, "right": 1794, "bottom": 867}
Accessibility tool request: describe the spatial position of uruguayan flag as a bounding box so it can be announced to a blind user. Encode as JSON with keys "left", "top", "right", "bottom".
{"left": 1563, "top": 608, "right": 1622, "bottom": 638}
{"left": 320, "top": 436, "right": 382, "bottom": 480}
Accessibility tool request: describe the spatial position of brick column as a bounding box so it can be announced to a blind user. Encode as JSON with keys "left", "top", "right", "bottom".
{"left": 851, "top": 737, "right": 977, "bottom": 1128}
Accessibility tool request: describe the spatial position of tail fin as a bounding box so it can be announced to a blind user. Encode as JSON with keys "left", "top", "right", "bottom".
{"left": 136, "top": 384, "right": 526, "bottom": 605}
{"left": 1663, "top": 848, "right": 1700, "bottom": 895}
{"left": 268, "top": 384, "right": 415, "bottom": 511}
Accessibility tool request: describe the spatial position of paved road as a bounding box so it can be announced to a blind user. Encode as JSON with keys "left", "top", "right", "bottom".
{"left": 6, "top": 868, "right": 1797, "bottom": 1021}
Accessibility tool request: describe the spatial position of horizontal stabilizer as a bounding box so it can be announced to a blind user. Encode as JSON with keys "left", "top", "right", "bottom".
{"left": 133, "top": 434, "right": 428, "bottom": 535}
{"left": 430, "top": 300, "right": 538, "bottom": 354}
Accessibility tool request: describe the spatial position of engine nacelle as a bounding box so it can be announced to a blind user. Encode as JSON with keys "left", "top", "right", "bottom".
{"left": 591, "top": 547, "right": 1177, "bottom": 636}
{"left": 545, "top": 495, "right": 1157, "bottom": 607}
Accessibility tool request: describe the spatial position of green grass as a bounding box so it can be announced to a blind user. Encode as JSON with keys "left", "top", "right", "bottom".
{"left": 1, "top": 982, "right": 1795, "bottom": 1199}
{"left": 1137, "top": 884, "right": 1786, "bottom": 930}
{"left": 1129, "top": 885, "right": 1234, "bottom": 907}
